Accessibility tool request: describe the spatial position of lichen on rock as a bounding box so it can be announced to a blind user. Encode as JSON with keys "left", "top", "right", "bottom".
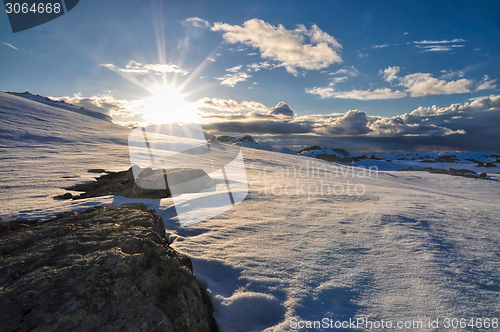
{"left": 0, "top": 203, "right": 217, "bottom": 332}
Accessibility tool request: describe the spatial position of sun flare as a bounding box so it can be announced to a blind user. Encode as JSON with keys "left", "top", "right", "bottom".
{"left": 145, "top": 85, "right": 200, "bottom": 124}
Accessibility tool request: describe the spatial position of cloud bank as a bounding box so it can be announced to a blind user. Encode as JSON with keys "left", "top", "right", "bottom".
{"left": 53, "top": 92, "right": 500, "bottom": 151}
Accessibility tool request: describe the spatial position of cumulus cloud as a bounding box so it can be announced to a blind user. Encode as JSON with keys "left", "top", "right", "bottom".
{"left": 181, "top": 17, "right": 210, "bottom": 28}
{"left": 100, "top": 60, "right": 188, "bottom": 75}
{"left": 381, "top": 66, "right": 400, "bottom": 82}
{"left": 307, "top": 65, "right": 496, "bottom": 100}
{"left": 380, "top": 66, "right": 497, "bottom": 97}
{"left": 316, "top": 110, "right": 371, "bottom": 135}
{"left": 399, "top": 73, "right": 472, "bottom": 97}
{"left": 268, "top": 102, "right": 294, "bottom": 117}
{"left": 202, "top": 95, "right": 500, "bottom": 142}
{"left": 216, "top": 72, "right": 251, "bottom": 87}
{"left": 211, "top": 19, "right": 342, "bottom": 75}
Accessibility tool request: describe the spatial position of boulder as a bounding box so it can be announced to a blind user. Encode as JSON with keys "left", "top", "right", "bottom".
{"left": 485, "top": 162, "right": 496, "bottom": 168}
{"left": 479, "top": 172, "right": 487, "bottom": 178}
{"left": 0, "top": 203, "right": 218, "bottom": 332}
{"left": 63, "top": 166, "right": 217, "bottom": 200}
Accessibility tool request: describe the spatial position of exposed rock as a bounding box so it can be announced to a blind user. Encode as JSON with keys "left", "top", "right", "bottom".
{"left": 397, "top": 167, "right": 496, "bottom": 180}
{"left": 477, "top": 162, "right": 485, "bottom": 167}
{"left": 216, "top": 135, "right": 255, "bottom": 144}
{"left": 449, "top": 168, "right": 477, "bottom": 175}
{"left": 62, "top": 166, "right": 217, "bottom": 200}
{"left": 0, "top": 203, "right": 218, "bottom": 332}
{"left": 434, "top": 155, "right": 458, "bottom": 163}
{"left": 54, "top": 192, "right": 73, "bottom": 200}
{"left": 88, "top": 168, "right": 106, "bottom": 173}
{"left": 485, "top": 162, "right": 496, "bottom": 167}
{"left": 316, "top": 154, "right": 367, "bottom": 163}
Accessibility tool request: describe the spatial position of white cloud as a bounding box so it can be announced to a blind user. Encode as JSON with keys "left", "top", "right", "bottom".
{"left": 409, "top": 39, "right": 466, "bottom": 52}
{"left": 372, "top": 44, "right": 389, "bottom": 49}
{"left": 329, "top": 76, "right": 348, "bottom": 86}
{"left": 475, "top": 75, "right": 497, "bottom": 91}
{"left": 246, "top": 61, "right": 271, "bottom": 72}
{"left": 305, "top": 87, "right": 407, "bottom": 100}
{"left": 412, "top": 39, "right": 466, "bottom": 44}
{"left": 400, "top": 73, "right": 472, "bottom": 96}
{"left": 2, "top": 42, "right": 18, "bottom": 50}
{"left": 100, "top": 60, "right": 188, "bottom": 75}
{"left": 329, "top": 66, "right": 359, "bottom": 77}
{"left": 316, "top": 110, "right": 371, "bottom": 135}
{"left": 226, "top": 65, "right": 243, "bottom": 72}
{"left": 212, "top": 19, "right": 342, "bottom": 75}
{"left": 181, "top": 17, "right": 210, "bottom": 28}
{"left": 380, "top": 67, "right": 496, "bottom": 97}
{"left": 197, "top": 97, "right": 268, "bottom": 112}
{"left": 216, "top": 72, "right": 251, "bottom": 87}
{"left": 380, "top": 66, "right": 400, "bottom": 82}
{"left": 439, "top": 70, "right": 465, "bottom": 79}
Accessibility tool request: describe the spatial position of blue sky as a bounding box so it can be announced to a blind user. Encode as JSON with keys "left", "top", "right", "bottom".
{"left": 1, "top": 0, "right": 499, "bottom": 150}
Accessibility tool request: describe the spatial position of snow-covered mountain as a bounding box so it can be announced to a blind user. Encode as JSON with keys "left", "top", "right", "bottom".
{"left": 1, "top": 91, "right": 499, "bottom": 332}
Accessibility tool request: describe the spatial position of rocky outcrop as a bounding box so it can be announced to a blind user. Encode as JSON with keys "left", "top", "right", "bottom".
{"left": 397, "top": 167, "right": 496, "bottom": 180}
{"left": 60, "top": 166, "right": 217, "bottom": 200}
{"left": 316, "top": 153, "right": 367, "bottom": 163}
{"left": 0, "top": 203, "right": 218, "bottom": 332}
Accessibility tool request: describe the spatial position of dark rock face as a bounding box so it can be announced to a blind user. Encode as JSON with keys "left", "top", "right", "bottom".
{"left": 0, "top": 203, "right": 217, "bottom": 332}
{"left": 88, "top": 168, "right": 106, "bottom": 173}
{"left": 316, "top": 154, "right": 367, "bottom": 163}
{"left": 397, "top": 167, "right": 495, "bottom": 180}
{"left": 63, "top": 166, "right": 217, "bottom": 200}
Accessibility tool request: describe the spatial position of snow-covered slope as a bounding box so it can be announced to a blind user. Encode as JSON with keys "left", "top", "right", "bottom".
{"left": 1, "top": 91, "right": 499, "bottom": 332}
{"left": 0, "top": 92, "right": 131, "bottom": 221}
{"left": 8, "top": 91, "right": 113, "bottom": 122}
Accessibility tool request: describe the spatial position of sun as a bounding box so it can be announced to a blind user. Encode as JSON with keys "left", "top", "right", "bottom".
{"left": 145, "top": 85, "right": 200, "bottom": 124}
